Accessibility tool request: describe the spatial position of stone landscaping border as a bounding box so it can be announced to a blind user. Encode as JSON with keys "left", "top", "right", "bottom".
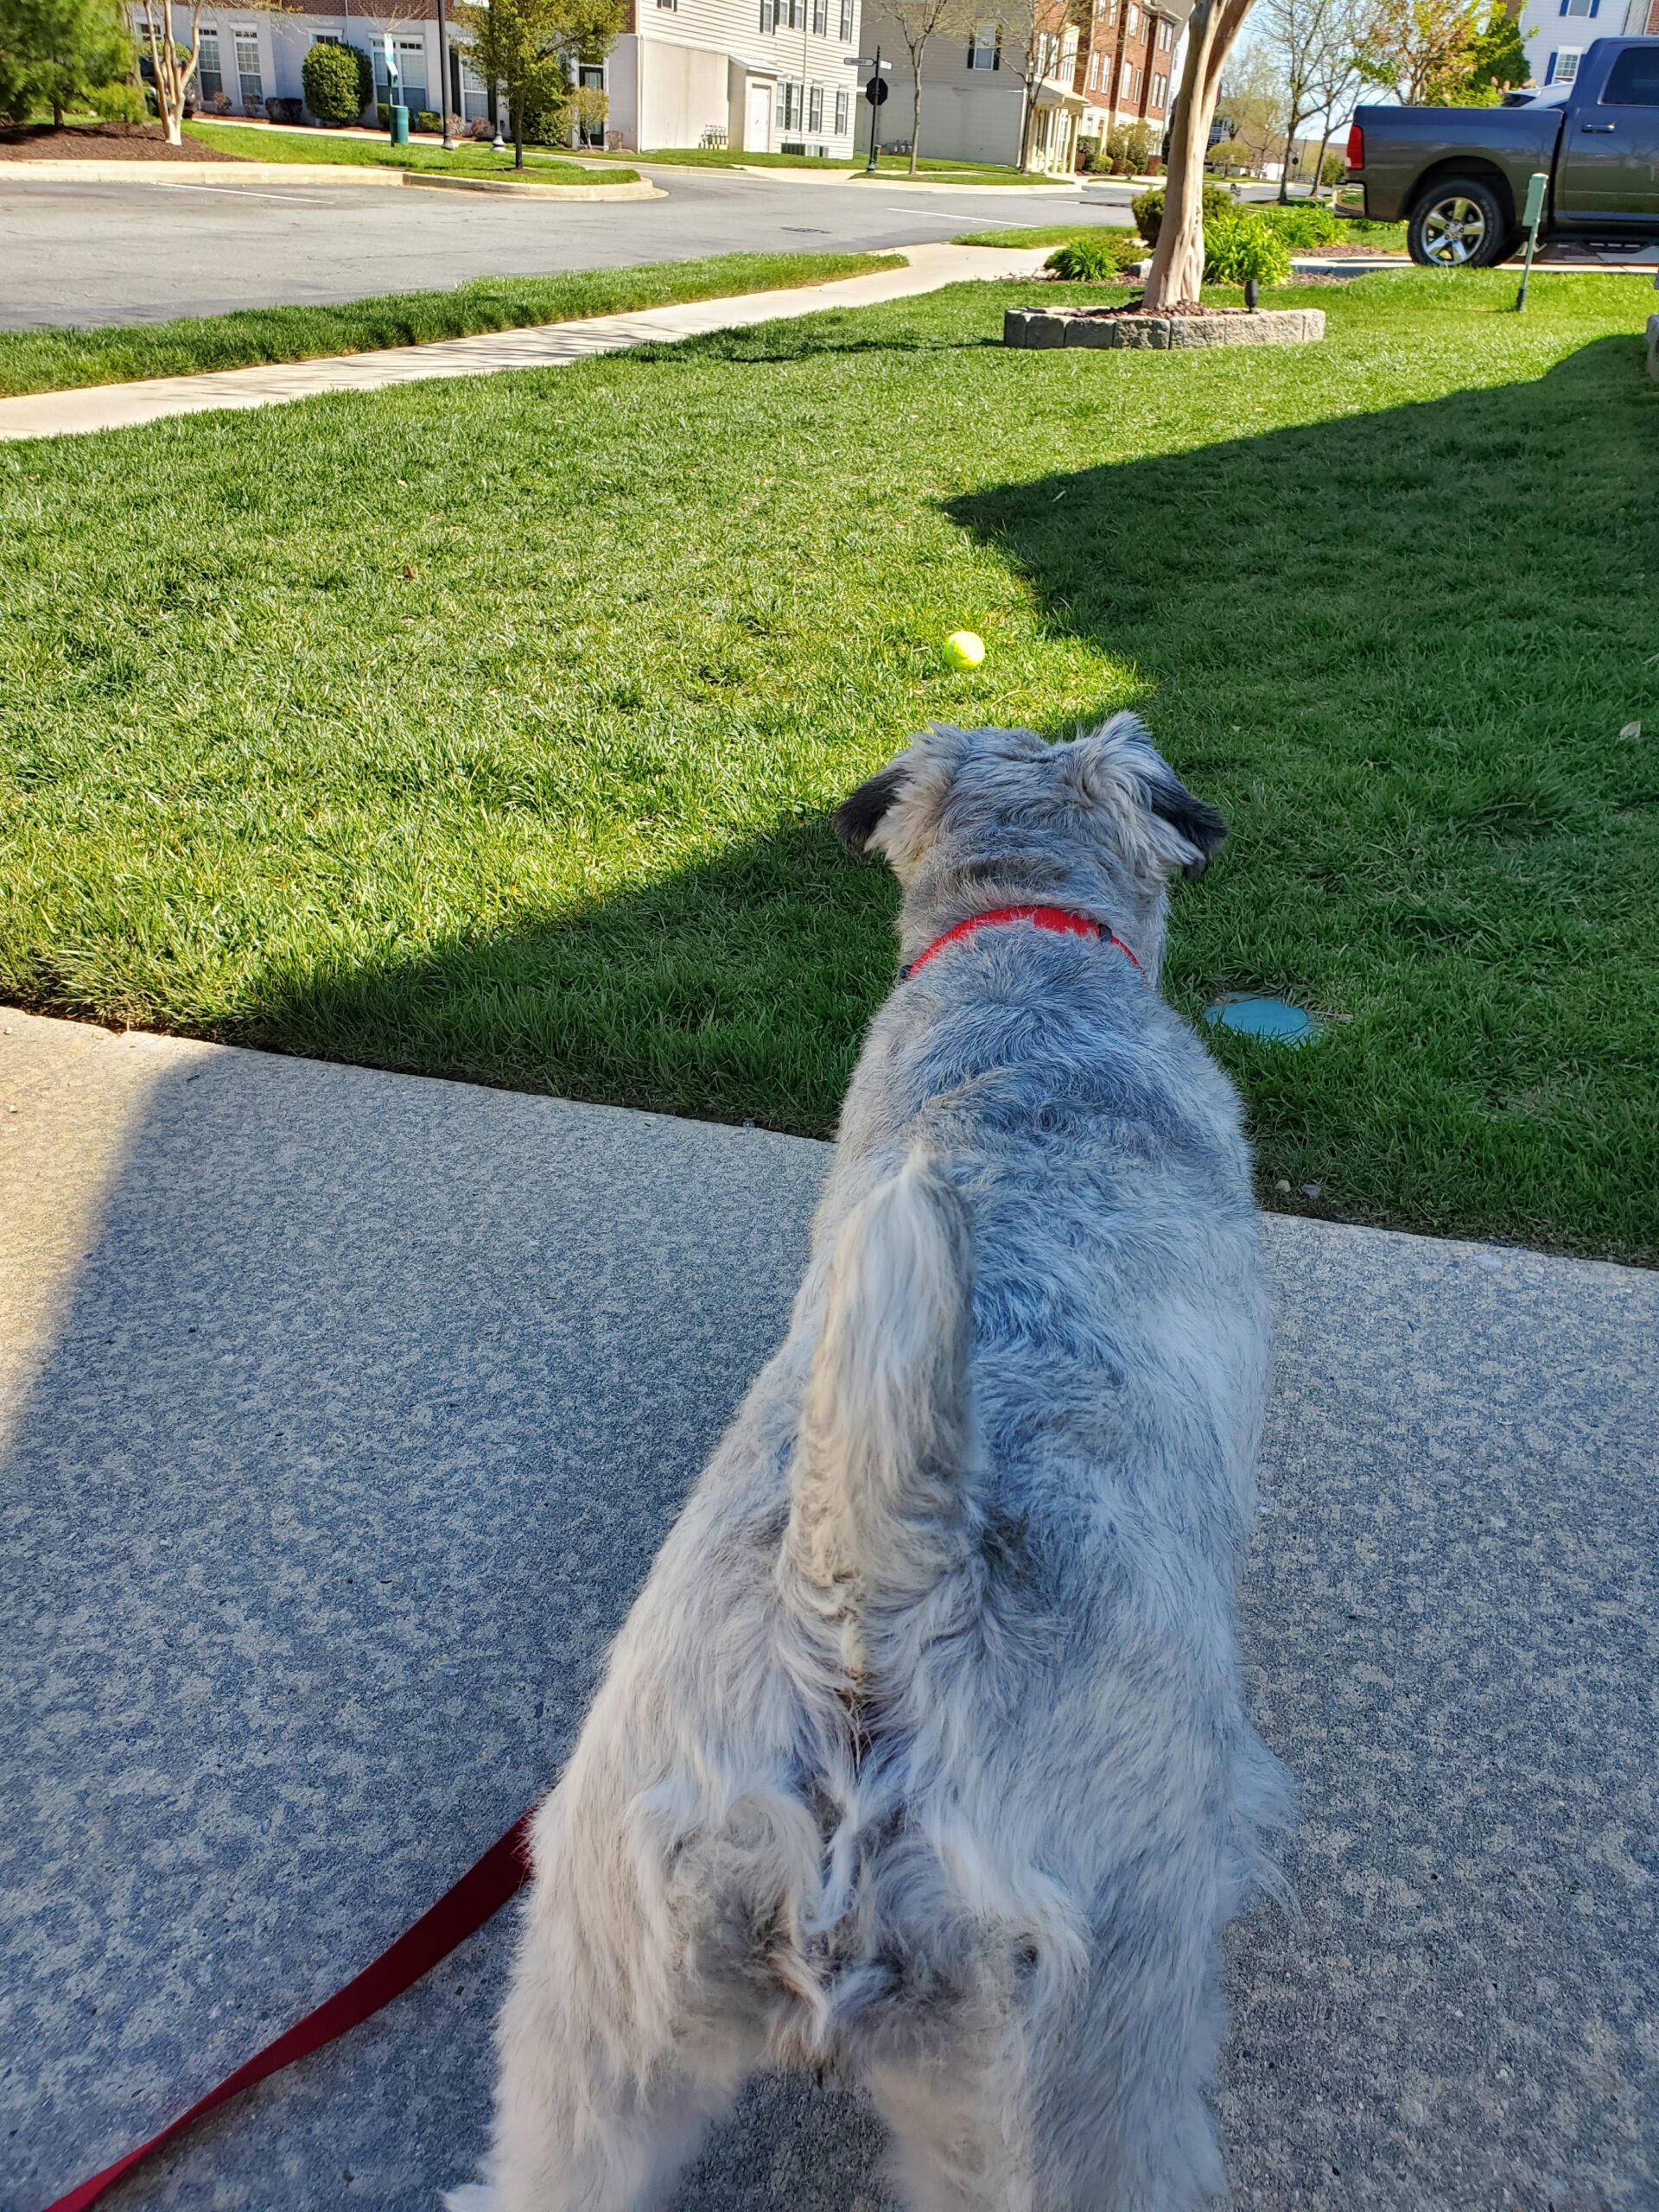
{"left": 1004, "top": 304, "right": 1325, "bottom": 351}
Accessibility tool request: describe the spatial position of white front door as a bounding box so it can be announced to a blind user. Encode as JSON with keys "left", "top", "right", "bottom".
{"left": 747, "top": 81, "right": 771, "bottom": 151}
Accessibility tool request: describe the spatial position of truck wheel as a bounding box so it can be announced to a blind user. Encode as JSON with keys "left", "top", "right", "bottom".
{"left": 1408, "top": 178, "right": 1510, "bottom": 269}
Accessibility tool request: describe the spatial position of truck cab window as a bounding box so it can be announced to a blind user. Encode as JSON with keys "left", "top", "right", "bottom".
{"left": 1602, "top": 48, "right": 1659, "bottom": 104}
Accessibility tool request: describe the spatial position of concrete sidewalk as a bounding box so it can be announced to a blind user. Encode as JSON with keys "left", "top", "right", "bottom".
{"left": 0, "top": 242, "right": 1046, "bottom": 443}
{"left": 3, "top": 1011, "right": 1654, "bottom": 2211}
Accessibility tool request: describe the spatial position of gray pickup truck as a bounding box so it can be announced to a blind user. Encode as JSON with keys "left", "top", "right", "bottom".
{"left": 1344, "top": 36, "right": 1659, "bottom": 266}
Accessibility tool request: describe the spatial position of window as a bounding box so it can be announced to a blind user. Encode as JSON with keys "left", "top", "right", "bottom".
{"left": 199, "top": 27, "right": 223, "bottom": 96}
{"left": 812, "top": 0, "right": 826, "bottom": 29}
{"left": 835, "top": 85, "right": 849, "bottom": 130}
{"left": 968, "top": 20, "right": 1001, "bottom": 67}
{"left": 232, "top": 28, "right": 262, "bottom": 105}
{"left": 777, "top": 76, "right": 804, "bottom": 127}
{"left": 460, "top": 55, "right": 491, "bottom": 118}
{"left": 373, "top": 36, "right": 427, "bottom": 111}
{"left": 760, "top": 0, "right": 773, "bottom": 29}
{"left": 1125, "top": 3, "right": 1139, "bottom": 35}
{"left": 1151, "top": 69, "right": 1166, "bottom": 105}
{"left": 807, "top": 82, "right": 823, "bottom": 127}
{"left": 840, "top": 0, "right": 854, "bottom": 34}
{"left": 1558, "top": 0, "right": 1597, "bottom": 14}
{"left": 1603, "top": 46, "right": 1659, "bottom": 101}
{"left": 1545, "top": 46, "right": 1580, "bottom": 79}
{"left": 1157, "top": 14, "right": 1172, "bottom": 45}
{"left": 1060, "top": 26, "right": 1077, "bottom": 69}
{"left": 656, "top": 0, "right": 677, "bottom": 12}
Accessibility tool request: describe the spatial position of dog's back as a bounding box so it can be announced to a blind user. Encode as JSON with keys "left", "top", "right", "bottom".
{"left": 462, "top": 720, "right": 1291, "bottom": 2212}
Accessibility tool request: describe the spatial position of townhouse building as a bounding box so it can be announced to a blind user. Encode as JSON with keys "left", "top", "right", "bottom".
{"left": 1529, "top": 0, "right": 1659, "bottom": 87}
{"left": 858, "top": 0, "right": 1085, "bottom": 171}
{"left": 137, "top": 0, "right": 866, "bottom": 153}
{"left": 1077, "top": 0, "right": 1191, "bottom": 154}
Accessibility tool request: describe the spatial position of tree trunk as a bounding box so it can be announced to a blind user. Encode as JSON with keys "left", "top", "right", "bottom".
{"left": 908, "top": 46, "right": 922, "bottom": 174}
{"left": 1312, "top": 121, "right": 1332, "bottom": 198}
{"left": 1017, "top": 79, "right": 1032, "bottom": 171}
{"left": 1141, "top": 0, "right": 1250, "bottom": 311}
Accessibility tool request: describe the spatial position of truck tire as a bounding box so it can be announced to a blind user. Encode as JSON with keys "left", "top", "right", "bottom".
{"left": 1408, "top": 176, "right": 1510, "bottom": 269}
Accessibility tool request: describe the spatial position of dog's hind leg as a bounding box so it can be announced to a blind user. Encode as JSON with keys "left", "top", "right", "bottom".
{"left": 864, "top": 2042, "right": 1035, "bottom": 2212}
{"left": 485, "top": 1961, "right": 751, "bottom": 2212}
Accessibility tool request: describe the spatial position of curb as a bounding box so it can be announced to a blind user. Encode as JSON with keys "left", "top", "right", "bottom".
{"left": 401, "top": 172, "right": 660, "bottom": 200}
{"left": 1, "top": 160, "right": 655, "bottom": 195}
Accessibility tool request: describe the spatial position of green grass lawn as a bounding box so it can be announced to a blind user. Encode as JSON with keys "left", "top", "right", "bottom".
{"left": 957, "top": 217, "right": 1411, "bottom": 251}
{"left": 183, "top": 118, "right": 636, "bottom": 183}
{"left": 2, "top": 269, "right": 1654, "bottom": 1261}
{"left": 610, "top": 147, "right": 1061, "bottom": 182}
{"left": 0, "top": 252, "right": 899, "bottom": 397}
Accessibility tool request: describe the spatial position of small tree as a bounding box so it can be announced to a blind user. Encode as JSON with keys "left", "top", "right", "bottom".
{"left": 1357, "top": 0, "right": 1522, "bottom": 104}
{"left": 1141, "top": 0, "right": 1259, "bottom": 310}
{"left": 884, "top": 0, "right": 973, "bottom": 175}
{"left": 300, "top": 39, "right": 370, "bottom": 124}
{"left": 135, "top": 0, "right": 276, "bottom": 144}
{"left": 457, "top": 0, "right": 622, "bottom": 165}
{"left": 0, "top": 0, "right": 131, "bottom": 128}
{"left": 1000, "top": 0, "right": 1087, "bottom": 173}
{"left": 1258, "top": 0, "right": 1363, "bottom": 199}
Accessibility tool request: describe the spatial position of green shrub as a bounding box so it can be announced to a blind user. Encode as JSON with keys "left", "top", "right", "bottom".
{"left": 90, "top": 80, "right": 145, "bottom": 121}
{"left": 302, "top": 39, "right": 369, "bottom": 124}
{"left": 375, "top": 99, "right": 391, "bottom": 129}
{"left": 1257, "top": 200, "right": 1341, "bottom": 247}
{"left": 1044, "top": 232, "right": 1145, "bottom": 280}
{"left": 416, "top": 107, "right": 441, "bottom": 132}
{"left": 1132, "top": 181, "right": 1232, "bottom": 245}
{"left": 1205, "top": 138, "right": 1255, "bottom": 173}
{"left": 1107, "top": 121, "right": 1158, "bottom": 174}
{"left": 1204, "top": 212, "right": 1293, "bottom": 286}
{"left": 1076, "top": 133, "right": 1102, "bottom": 173}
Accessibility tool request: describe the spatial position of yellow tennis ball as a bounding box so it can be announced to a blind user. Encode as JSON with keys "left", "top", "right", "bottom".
{"left": 944, "top": 630, "right": 986, "bottom": 671}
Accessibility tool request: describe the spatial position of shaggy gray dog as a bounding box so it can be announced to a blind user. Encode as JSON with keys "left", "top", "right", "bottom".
{"left": 451, "top": 715, "right": 1291, "bottom": 2212}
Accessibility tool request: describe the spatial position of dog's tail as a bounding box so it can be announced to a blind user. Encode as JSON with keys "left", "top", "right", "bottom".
{"left": 785, "top": 1151, "right": 976, "bottom": 1678}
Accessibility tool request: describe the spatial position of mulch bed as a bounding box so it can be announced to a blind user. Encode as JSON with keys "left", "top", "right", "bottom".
{"left": 1071, "top": 298, "right": 1249, "bottom": 319}
{"left": 0, "top": 122, "right": 242, "bottom": 162}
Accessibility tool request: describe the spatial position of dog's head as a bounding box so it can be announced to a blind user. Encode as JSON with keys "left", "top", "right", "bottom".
{"left": 834, "top": 717, "right": 1225, "bottom": 969}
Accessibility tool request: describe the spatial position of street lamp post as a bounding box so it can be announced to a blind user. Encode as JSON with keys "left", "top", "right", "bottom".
{"left": 436, "top": 0, "right": 455, "bottom": 148}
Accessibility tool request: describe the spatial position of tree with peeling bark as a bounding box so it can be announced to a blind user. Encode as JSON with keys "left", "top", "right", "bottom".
{"left": 1142, "top": 0, "right": 1260, "bottom": 308}
{"left": 135, "top": 0, "right": 276, "bottom": 145}
{"left": 884, "top": 0, "right": 975, "bottom": 174}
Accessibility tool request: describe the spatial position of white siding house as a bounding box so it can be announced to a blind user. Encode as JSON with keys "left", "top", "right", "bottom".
{"left": 860, "top": 3, "right": 1084, "bottom": 170}
{"left": 140, "top": 0, "right": 864, "bottom": 149}
{"left": 611, "top": 0, "right": 863, "bottom": 154}
{"left": 1528, "top": 0, "right": 1659, "bottom": 91}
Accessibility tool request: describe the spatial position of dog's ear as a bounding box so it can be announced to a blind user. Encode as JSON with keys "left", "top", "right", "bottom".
{"left": 1069, "top": 715, "right": 1228, "bottom": 883}
{"left": 1139, "top": 761, "right": 1228, "bottom": 881}
{"left": 834, "top": 763, "right": 910, "bottom": 859}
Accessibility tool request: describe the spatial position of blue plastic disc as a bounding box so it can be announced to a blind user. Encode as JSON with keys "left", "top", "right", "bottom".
{"left": 1204, "top": 996, "right": 1319, "bottom": 1046}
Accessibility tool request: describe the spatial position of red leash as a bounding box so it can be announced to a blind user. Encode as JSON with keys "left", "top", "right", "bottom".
{"left": 41, "top": 1809, "right": 536, "bottom": 2212}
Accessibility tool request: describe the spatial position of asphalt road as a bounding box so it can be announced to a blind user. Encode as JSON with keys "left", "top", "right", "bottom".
{"left": 0, "top": 163, "right": 1137, "bottom": 328}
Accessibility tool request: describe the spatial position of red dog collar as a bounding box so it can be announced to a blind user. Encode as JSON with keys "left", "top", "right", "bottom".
{"left": 902, "top": 904, "right": 1141, "bottom": 982}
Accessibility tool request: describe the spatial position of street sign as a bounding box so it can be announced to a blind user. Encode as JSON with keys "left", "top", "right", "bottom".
{"left": 864, "top": 74, "right": 888, "bottom": 104}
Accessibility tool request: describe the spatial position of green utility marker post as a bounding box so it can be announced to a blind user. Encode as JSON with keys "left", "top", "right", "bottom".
{"left": 1515, "top": 171, "right": 1549, "bottom": 311}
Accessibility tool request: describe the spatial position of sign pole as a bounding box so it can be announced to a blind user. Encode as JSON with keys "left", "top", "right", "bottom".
{"left": 866, "top": 46, "right": 881, "bottom": 173}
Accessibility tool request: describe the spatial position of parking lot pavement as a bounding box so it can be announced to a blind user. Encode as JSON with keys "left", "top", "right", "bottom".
{"left": 0, "top": 165, "right": 1135, "bottom": 328}
{"left": 4, "top": 1011, "right": 1656, "bottom": 2210}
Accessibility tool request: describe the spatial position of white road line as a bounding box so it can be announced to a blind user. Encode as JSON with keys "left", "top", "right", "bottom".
{"left": 150, "top": 181, "right": 342, "bottom": 204}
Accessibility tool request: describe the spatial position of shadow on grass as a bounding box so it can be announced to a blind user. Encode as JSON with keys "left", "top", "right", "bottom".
{"left": 242, "top": 820, "right": 897, "bottom": 1138}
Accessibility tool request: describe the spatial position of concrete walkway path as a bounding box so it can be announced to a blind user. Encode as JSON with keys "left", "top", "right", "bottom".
{"left": 0, "top": 241, "right": 1046, "bottom": 443}
{"left": 3, "top": 1010, "right": 1654, "bottom": 2210}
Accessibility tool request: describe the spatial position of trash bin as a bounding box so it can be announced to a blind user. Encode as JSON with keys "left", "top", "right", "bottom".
{"left": 390, "top": 102, "right": 410, "bottom": 144}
